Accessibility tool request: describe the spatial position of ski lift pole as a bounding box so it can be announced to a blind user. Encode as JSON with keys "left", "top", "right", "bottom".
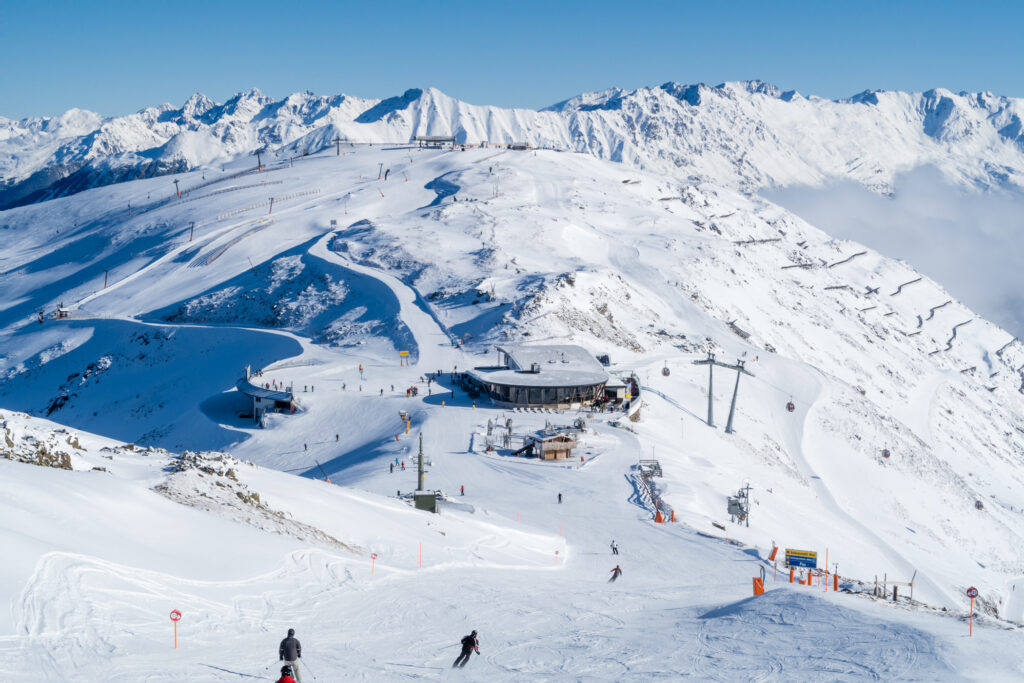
{"left": 692, "top": 353, "right": 716, "bottom": 427}
{"left": 724, "top": 360, "right": 754, "bottom": 435}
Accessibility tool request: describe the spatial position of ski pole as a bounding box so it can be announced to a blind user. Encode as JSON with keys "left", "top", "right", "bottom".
{"left": 300, "top": 659, "right": 318, "bottom": 681}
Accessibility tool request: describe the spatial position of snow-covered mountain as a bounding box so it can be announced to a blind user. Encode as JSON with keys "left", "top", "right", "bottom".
{"left": 6, "top": 81, "right": 1024, "bottom": 208}
{"left": 4, "top": 139, "right": 1024, "bottom": 677}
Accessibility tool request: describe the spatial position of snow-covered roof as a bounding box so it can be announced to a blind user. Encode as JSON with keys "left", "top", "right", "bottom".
{"left": 235, "top": 378, "right": 292, "bottom": 402}
{"left": 468, "top": 345, "right": 609, "bottom": 387}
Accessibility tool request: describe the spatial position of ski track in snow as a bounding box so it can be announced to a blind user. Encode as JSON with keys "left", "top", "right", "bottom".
{"left": 2, "top": 145, "right": 1023, "bottom": 679}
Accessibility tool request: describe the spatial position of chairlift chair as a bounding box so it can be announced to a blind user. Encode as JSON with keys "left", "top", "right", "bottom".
{"left": 786, "top": 400, "right": 795, "bottom": 413}
{"left": 662, "top": 363, "right": 670, "bottom": 377}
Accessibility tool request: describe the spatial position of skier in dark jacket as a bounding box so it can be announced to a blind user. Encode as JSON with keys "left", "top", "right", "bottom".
{"left": 452, "top": 630, "right": 479, "bottom": 668}
{"left": 609, "top": 565, "right": 622, "bottom": 583}
{"left": 279, "top": 628, "right": 302, "bottom": 681}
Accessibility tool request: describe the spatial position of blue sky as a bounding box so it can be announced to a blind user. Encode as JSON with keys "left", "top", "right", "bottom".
{"left": 1, "top": 0, "right": 1022, "bottom": 119}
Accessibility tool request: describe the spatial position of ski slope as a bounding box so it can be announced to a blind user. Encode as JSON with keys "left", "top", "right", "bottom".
{"left": 2, "top": 143, "right": 1024, "bottom": 679}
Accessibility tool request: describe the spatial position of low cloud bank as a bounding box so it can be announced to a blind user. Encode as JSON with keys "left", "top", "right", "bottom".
{"left": 764, "top": 166, "right": 1024, "bottom": 338}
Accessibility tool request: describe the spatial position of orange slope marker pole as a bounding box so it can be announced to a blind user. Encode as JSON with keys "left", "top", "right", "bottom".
{"left": 970, "top": 596, "right": 974, "bottom": 636}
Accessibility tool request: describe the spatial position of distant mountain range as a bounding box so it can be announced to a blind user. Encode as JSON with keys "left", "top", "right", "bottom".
{"left": 4, "top": 80, "right": 1024, "bottom": 209}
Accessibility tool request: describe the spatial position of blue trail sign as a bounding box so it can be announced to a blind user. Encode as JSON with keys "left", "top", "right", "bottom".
{"left": 785, "top": 549, "right": 818, "bottom": 569}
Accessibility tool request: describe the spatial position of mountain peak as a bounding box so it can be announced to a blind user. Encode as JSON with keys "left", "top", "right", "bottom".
{"left": 181, "top": 92, "right": 216, "bottom": 119}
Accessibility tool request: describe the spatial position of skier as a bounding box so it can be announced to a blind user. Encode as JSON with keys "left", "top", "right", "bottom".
{"left": 390, "top": 463, "right": 394, "bottom": 473}
{"left": 380, "top": 388, "right": 384, "bottom": 396}
{"left": 611, "top": 540, "right": 618, "bottom": 555}
{"left": 304, "top": 443, "right": 307, "bottom": 452}
{"left": 385, "top": 168, "right": 390, "bottom": 181}
{"left": 609, "top": 565, "right": 622, "bottom": 583}
{"left": 335, "top": 434, "right": 339, "bottom": 442}
{"left": 277, "top": 664, "right": 296, "bottom": 683}
{"left": 401, "top": 461, "right": 405, "bottom": 471}
{"left": 279, "top": 628, "right": 302, "bottom": 681}
{"left": 452, "top": 630, "right": 479, "bottom": 668}
{"left": 558, "top": 492, "right": 562, "bottom": 504}
{"left": 460, "top": 485, "right": 465, "bottom": 496}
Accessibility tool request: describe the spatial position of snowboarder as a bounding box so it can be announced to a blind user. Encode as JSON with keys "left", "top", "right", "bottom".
{"left": 279, "top": 628, "right": 302, "bottom": 681}
{"left": 558, "top": 492, "right": 562, "bottom": 504}
{"left": 611, "top": 541, "right": 618, "bottom": 555}
{"left": 277, "top": 664, "right": 296, "bottom": 683}
{"left": 452, "top": 630, "right": 479, "bottom": 668}
{"left": 609, "top": 565, "right": 622, "bottom": 583}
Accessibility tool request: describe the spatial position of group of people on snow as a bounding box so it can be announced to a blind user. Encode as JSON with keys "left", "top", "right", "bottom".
{"left": 270, "top": 536, "right": 624, "bottom": 678}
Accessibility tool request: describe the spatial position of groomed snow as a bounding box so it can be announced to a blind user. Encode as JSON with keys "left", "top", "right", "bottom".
{"left": 1, "top": 143, "right": 1023, "bottom": 679}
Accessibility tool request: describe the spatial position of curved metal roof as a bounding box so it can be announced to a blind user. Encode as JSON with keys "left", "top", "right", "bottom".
{"left": 468, "top": 344, "right": 609, "bottom": 387}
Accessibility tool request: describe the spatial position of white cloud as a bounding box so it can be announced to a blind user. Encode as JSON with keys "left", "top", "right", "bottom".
{"left": 764, "top": 166, "right": 1024, "bottom": 338}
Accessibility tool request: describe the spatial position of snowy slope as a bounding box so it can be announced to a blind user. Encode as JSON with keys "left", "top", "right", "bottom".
{"left": 2, "top": 144, "right": 1024, "bottom": 679}
{"left": 8, "top": 81, "right": 1024, "bottom": 209}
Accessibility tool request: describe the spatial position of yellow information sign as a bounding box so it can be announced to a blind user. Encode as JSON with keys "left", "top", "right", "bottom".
{"left": 784, "top": 549, "right": 818, "bottom": 569}
{"left": 399, "top": 350, "right": 410, "bottom": 357}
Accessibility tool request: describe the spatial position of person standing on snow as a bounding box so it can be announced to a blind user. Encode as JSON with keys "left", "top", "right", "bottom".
{"left": 279, "top": 628, "right": 302, "bottom": 680}
{"left": 277, "top": 664, "right": 296, "bottom": 683}
{"left": 557, "top": 492, "right": 562, "bottom": 504}
{"left": 611, "top": 541, "right": 618, "bottom": 555}
{"left": 452, "top": 630, "right": 479, "bottom": 668}
{"left": 609, "top": 565, "right": 622, "bottom": 583}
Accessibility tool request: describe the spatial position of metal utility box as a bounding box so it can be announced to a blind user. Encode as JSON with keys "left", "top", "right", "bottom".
{"left": 414, "top": 492, "right": 439, "bottom": 513}
{"left": 727, "top": 497, "right": 745, "bottom": 517}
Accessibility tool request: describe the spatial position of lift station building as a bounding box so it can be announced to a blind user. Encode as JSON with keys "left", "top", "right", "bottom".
{"left": 465, "top": 345, "right": 609, "bottom": 408}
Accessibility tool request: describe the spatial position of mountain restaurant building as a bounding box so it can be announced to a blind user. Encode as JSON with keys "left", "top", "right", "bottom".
{"left": 465, "top": 345, "right": 609, "bottom": 408}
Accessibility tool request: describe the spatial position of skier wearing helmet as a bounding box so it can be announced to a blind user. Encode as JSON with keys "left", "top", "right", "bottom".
{"left": 452, "top": 630, "right": 480, "bottom": 668}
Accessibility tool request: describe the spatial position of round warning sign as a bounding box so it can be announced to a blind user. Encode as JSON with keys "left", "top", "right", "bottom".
{"left": 170, "top": 609, "right": 182, "bottom": 622}
{"left": 966, "top": 586, "right": 979, "bottom": 598}
{"left": 371, "top": 552, "right": 378, "bottom": 560}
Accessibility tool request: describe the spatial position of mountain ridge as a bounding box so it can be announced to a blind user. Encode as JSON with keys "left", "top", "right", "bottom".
{"left": 6, "top": 80, "right": 1024, "bottom": 209}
